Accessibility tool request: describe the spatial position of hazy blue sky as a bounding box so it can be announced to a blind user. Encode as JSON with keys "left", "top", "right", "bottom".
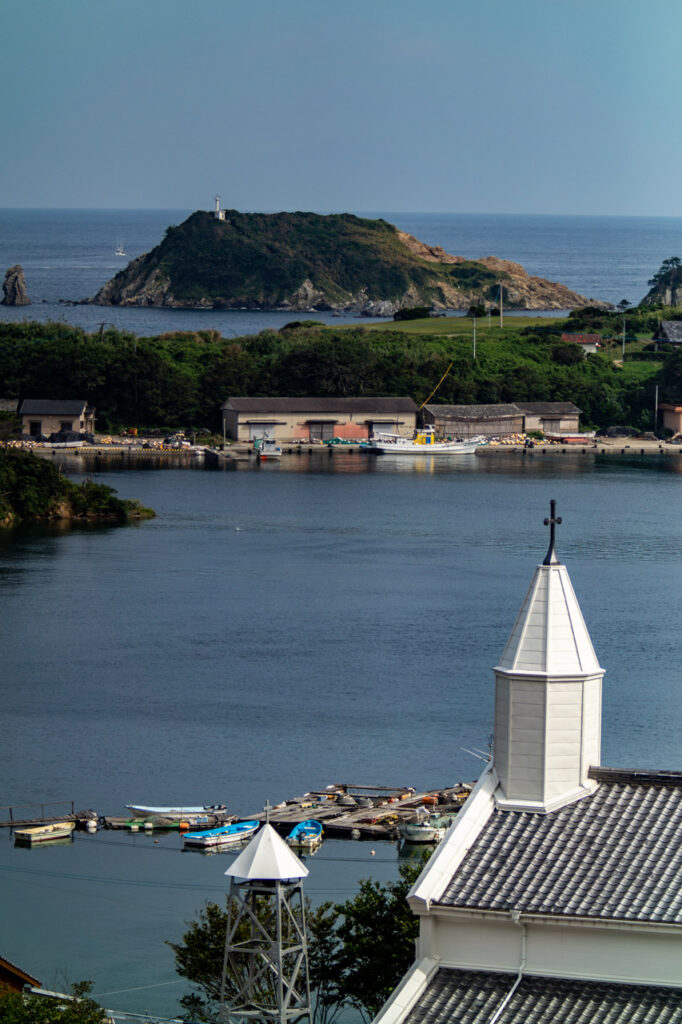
{"left": 3, "top": 0, "right": 681, "bottom": 214}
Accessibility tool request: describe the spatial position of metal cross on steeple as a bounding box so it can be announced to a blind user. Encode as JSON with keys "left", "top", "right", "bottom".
{"left": 543, "top": 499, "right": 562, "bottom": 565}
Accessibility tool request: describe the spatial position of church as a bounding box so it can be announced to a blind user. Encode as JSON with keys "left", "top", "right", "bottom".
{"left": 374, "top": 502, "right": 682, "bottom": 1024}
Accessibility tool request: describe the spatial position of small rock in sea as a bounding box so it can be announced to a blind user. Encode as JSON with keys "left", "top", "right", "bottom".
{"left": 1, "top": 264, "right": 30, "bottom": 306}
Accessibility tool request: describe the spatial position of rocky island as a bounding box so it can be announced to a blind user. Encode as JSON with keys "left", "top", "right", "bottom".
{"left": 90, "top": 210, "right": 605, "bottom": 314}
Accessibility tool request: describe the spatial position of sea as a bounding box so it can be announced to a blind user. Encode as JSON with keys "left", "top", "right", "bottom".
{"left": 1, "top": 211, "right": 681, "bottom": 1020}
{"left": 2, "top": 208, "right": 682, "bottom": 335}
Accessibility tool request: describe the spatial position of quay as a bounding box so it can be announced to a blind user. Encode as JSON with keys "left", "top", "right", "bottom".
{"left": 102, "top": 782, "right": 473, "bottom": 840}
{"left": 24, "top": 435, "right": 682, "bottom": 462}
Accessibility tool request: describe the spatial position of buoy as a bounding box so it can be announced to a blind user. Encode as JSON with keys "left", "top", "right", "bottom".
{"left": 86, "top": 820, "right": 97, "bottom": 832}
{"left": 370, "top": 850, "right": 376, "bottom": 856}
{"left": 130, "top": 824, "right": 139, "bottom": 832}
{"left": 144, "top": 821, "right": 154, "bottom": 831}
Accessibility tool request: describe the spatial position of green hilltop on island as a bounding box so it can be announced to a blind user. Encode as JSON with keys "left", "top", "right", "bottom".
{"left": 90, "top": 204, "right": 606, "bottom": 313}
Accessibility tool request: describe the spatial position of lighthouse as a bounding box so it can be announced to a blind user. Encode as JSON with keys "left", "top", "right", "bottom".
{"left": 214, "top": 195, "right": 226, "bottom": 221}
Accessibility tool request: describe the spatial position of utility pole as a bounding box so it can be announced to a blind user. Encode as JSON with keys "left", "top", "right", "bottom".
{"left": 473, "top": 312, "right": 477, "bottom": 360}
{"left": 654, "top": 384, "right": 659, "bottom": 436}
{"left": 622, "top": 317, "right": 626, "bottom": 359}
{"left": 499, "top": 285, "right": 503, "bottom": 329}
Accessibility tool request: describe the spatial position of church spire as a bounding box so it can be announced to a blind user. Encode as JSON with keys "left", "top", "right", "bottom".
{"left": 493, "top": 501, "right": 604, "bottom": 812}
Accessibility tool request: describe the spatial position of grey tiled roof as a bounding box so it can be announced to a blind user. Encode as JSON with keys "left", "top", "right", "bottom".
{"left": 403, "top": 968, "right": 682, "bottom": 1024}
{"left": 224, "top": 397, "right": 417, "bottom": 413}
{"left": 438, "top": 768, "right": 682, "bottom": 922}
{"left": 515, "top": 402, "right": 581, "bottom": 415}
{"left": 659, "top": 321, "right": 682, "bottom": 343}
{"left": 19, "top": 399, "right": 88, "bottom": 415}
{"left": 424, "top": 404, "right": 522, "bottom": 420}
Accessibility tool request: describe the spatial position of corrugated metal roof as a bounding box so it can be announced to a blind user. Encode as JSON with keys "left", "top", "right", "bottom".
{"left": 403, "top": 968, "right": 682, "bottom": 1024}
{"left": 437, "top": 769, "right": 682, "bottom": 922}
{"left": 224, "top": 397, "right": 417, "bottom": 413}
{"left": 19, "top": 399, "right": 88, "bottom": 416}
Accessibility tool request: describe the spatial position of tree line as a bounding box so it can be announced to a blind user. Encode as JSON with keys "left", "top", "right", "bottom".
{"left": 0, "top": 318, "right": 676, "bottom": 435}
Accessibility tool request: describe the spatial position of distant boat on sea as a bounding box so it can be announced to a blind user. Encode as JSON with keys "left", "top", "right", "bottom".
{"left": 115, "top": 242, "right": 126, "bottom": 257}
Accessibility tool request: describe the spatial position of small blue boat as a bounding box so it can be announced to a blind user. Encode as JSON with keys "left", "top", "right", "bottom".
{"left": 183, "top": 820, "right": 260, "bottom": 849}
{"left": 286, "top": 819, "right": 323, "bottom": 848}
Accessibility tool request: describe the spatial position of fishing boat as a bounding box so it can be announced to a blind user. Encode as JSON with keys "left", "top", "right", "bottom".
{"left": 398, "top": 813, "right": 454, "bottom": 844}
{"left": 286, "top": 819, "right": 323, "bottom": 849}
{"left": 254, "top": 437, "right": 282, "bottom": 459}
{"left": 125, "top": 803, "right": 227, "bottom": 820}
{"left": 14, "top": 821, "right": 75, "bottom": 845}
{"left": 369, "top": 427, "right": 481, "bottom": 455}
{"left": 182, "top": 820, "right": 260, "bottom": 849}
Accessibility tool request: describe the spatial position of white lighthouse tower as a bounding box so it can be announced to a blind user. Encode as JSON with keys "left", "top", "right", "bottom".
{"left": 214, "top": 195, "right": 226, "bottom": 220}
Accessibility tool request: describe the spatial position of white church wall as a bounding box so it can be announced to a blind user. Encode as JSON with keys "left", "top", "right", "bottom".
{"left": 421, "top": 913, "right": 681, "bottom": 988}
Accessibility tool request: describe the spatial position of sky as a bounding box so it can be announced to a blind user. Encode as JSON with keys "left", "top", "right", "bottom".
{"left": 2, "top": 0, "right": 682, "bottom": 215}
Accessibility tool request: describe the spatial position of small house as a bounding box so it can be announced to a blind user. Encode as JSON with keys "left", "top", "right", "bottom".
{"left": 560, "top": 332, "right": 601, "bottom": 354}
{"left": 0, "top": 955, "right": 40, "bottom": 994}
{"left": 655, "top": 321, "right": 682, "bottom": 348}
{"left": 19, "top": 400, "right": 95, "bottom": 440}
{"left": 221, "top": 397, "right": 417, "bottom": 442}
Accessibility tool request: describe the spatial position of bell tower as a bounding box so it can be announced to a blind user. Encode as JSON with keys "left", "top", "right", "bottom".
{"left": 493, "top": 501, "right": 604, "bottom": 812}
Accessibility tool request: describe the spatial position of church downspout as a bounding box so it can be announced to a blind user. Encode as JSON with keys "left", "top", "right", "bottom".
{"left": 487, "top": 909, "right": 526, "bottom": 1024}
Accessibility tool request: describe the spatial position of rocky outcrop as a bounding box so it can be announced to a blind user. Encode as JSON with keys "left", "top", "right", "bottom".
{"left": 89, "top": 210, "right": 609, "bottom": 314}
{"left": 1, "top": 265, "right": 30, "bottom": 306}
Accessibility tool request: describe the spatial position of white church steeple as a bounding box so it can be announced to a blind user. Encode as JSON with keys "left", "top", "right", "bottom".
{"left": 493, "top": 501, "right": 604, "bottom": 812}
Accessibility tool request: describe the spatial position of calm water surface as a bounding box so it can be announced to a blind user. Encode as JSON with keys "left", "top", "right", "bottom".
{"left": 1, "top": 454, "right": 680, "bottom": 1016}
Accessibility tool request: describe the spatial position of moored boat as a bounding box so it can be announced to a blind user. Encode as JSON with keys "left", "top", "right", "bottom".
{"left": 14, "top": 821, "right": 75, "bottom": 845}
{"left": 398, "top": 814, "right": 454, "bottom": 844}
{"left": 369, "top": 427, "right": 481, "bottom": 455}
{"left": 124, "top": 803, "right": 227, "bottom": 820}
{"left": 183, "top": 820, "right": 260, "bottom": 849}
{"left": 254, "top": 437, "right": 282, "bottom": 459}
{"left": 286, "top": 819, "right": 323, "bottom": 848}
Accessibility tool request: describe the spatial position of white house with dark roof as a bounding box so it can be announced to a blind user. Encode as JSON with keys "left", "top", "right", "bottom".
{"left": 374, "top": 503, "right": 682, "bottom": 1024}
{"left": 19, "top": 399, "right": 95, "bottom": 439}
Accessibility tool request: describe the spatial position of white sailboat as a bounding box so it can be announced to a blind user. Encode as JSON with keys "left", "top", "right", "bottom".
{"left": 115, "top": 241, "right": 126, "bottom": 257}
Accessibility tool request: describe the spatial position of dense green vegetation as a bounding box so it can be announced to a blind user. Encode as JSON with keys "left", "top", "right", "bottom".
{"left": 98, "top": 210, "right": 506, "bottom": 308}
{"left": 0, "top": 313, "right": 675, "bottom": 435}
{"left": 0, "top": 982, "right": 106, "bottom": 1024}
{"left": 0, "top": 449, "right": 154, "bottom": 525}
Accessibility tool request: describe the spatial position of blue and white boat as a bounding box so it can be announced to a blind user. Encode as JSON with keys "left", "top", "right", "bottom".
{"left": 183, "top": 820, "right": 260, "bottom": 849}
{"left": 286, "top": 819, "right": 323, "bottom": 849}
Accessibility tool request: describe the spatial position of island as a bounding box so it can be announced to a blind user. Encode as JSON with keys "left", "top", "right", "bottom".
{"left": 90, "top": 209, "right": 605, "bottom": 314}
{"left": 0, "top": 450, "right": 155, "bottom": 527}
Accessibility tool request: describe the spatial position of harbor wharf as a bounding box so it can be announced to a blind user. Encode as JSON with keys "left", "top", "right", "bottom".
{"left": 101, "top": 782, "right": 473, "bottom": 839}
{"left": 22, "top": 436, "right": 682, "bottom": 462}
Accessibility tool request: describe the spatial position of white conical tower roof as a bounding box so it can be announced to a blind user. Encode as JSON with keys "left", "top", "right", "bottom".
{"left": 496, "top": 560, "right": 601, "bottom": 676}
{"left": 493, "top": 501, "right": 604, "bottom": 812}
{"left": 225, "top": 823, "right": 309, "bottom": 881}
